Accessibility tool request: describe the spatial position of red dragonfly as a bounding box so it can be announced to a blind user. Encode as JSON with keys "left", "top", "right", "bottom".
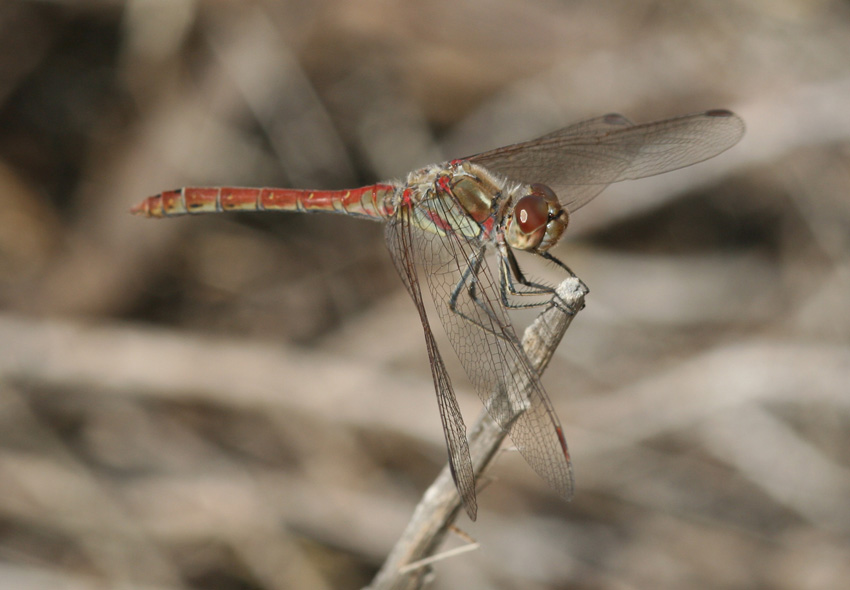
{"left": 133, "top": 110, "right": 744, "bottom": 520}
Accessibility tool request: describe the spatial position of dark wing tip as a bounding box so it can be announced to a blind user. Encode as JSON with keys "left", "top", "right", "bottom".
{"left": 704, "top": 108, "right": 735, "bottom": 117}
{"left": 602, "top": 113, "right": 631, "bottom": 126}
{"left": 705, "top": 109, "right": 746, "bottom": 136}
{"left": 706, "top": 109, "right": 746, "bottom": 145}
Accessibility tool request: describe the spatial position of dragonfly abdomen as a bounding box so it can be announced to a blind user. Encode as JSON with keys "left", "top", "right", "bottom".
{"left": 131, "top": 185, "right": 398, "bottom": 219}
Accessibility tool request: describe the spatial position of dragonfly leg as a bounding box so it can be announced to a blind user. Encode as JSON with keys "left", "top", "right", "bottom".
{"left": 540, "top": 251, "right": 589, "bottom": 307}
{"left": 447, "top": 247, "right": 514, "bottom": 341}
{"left": 498, "top": 247, "right": 585, "bottom": 315}
{"left": 446, "top": 245, "right": 585, "bottom": 337}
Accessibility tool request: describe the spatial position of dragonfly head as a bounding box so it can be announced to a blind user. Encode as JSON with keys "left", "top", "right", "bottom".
{"left": 505, "top": 183, "right": 568, "bottom": 252}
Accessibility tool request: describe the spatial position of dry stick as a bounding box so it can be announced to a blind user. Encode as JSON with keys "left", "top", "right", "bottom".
{"left": 367, "top": 277, "right": 588, "bottom": 590}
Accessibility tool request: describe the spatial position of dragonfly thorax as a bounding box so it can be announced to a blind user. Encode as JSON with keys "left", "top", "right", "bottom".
{"left": 505, "top": 183, "right": 568, "bottom": 252}
{"left": 437, "top": 162, "right": 502, "bottom": 224}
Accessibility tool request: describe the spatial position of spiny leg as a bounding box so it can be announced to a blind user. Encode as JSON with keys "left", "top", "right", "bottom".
{"left": 539, "top": 251, "right": 589, "bottom": 309}
{"left": 446, "top": 244, "right": 585, "bottom": 337}
{"left": 498, "top": 247, "right": 584, "bottom": 315}
{"left": 447, "top": 246, "right": 514, "bottom": 341}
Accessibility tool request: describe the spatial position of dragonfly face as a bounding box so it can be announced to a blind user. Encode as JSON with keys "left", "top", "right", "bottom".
{"left": 505, "top": 183, "right": 568, "bottom": 253}
{"left": 435, "top": 161, "right": 569, "bottom": 255}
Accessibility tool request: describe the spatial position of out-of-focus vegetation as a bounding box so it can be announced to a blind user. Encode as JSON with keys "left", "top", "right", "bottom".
{"left": 1, "top": 1, "right": 849, "bottom": 589}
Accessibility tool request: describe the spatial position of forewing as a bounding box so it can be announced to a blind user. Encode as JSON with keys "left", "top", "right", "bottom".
{"left": 404, "top": 190, "right": 574, "bottom": 502}
{"left": 385, "top": 208, "right": 478, "bottom": 520}
{"left": 467, "top": 110, "right": 745, "bottom": 211}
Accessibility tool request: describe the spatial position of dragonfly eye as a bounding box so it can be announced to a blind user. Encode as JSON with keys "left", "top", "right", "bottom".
{"left": 507, "top": 184, "right": 568, "bottom": 252}
{"left": 515, "top": 194, "right": 549, "bottom": 234}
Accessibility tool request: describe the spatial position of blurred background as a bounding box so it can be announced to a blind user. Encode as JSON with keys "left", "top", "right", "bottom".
{"left": 1, "top": 0, "right": 849, "bottom": 589}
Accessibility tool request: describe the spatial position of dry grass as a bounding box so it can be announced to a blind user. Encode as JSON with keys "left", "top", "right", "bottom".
{"left": 1, "top": 1, "right": 849, "bottom": 589}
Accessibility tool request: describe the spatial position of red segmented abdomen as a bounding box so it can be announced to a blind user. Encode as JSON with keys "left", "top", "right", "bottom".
{"left": 131, "top": 184, "right": 398, "bottom": 220}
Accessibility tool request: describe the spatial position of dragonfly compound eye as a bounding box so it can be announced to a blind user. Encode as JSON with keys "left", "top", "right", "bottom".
{"left": 507, "top": 184, "right": 568, "bottom": 252}
{"left": 515, "top": 195, "right": 549, "bottom": 234}
{"left": 531, "top": 183, "right": 568, "bottom": 252}
{"left": 507, "top": 194, "right": 548, "bottom": 250}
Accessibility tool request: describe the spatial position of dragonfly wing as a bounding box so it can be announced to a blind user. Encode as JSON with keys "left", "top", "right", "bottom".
{"left": 403, "top": 190, "right": 574, "bottom": 502}
{"left": 385, "top": 208, "right": 478, "bottom": 520}
{"left": 467, "top": 110, "right": 745, "bottom": 212}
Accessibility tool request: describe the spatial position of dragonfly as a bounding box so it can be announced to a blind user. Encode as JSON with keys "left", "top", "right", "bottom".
{"left": 133, "top": 109, "right": 744, "bottom": 520}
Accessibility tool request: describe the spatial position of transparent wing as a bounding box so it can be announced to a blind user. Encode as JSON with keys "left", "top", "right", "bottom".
{"left": 467, "top": 110, "right": 745, "bottom": 211}
{"left": 385, "top": 207, "right": 478, "bottom": 520}
{"left": 392, "top": 190, "right": 574, "bottom": 505}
